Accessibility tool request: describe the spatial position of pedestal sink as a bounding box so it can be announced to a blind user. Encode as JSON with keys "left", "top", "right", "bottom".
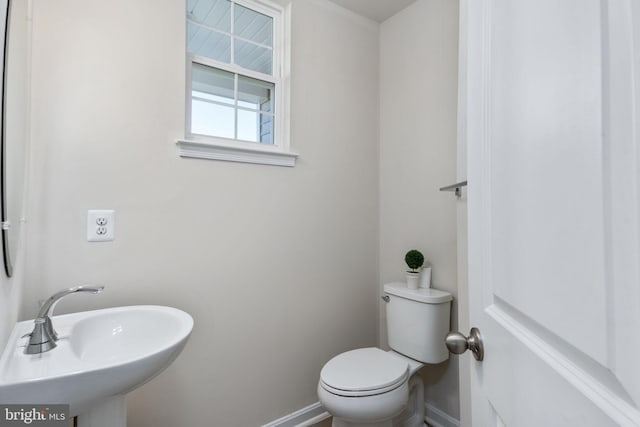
{"left": 0, "top": 305, "right": 194, "bottom": 426}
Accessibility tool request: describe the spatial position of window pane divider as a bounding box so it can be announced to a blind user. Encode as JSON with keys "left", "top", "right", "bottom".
{"left": 190, "top": 54, "right": 277, "bottom": 83}
{"left": 191, "top": 96, "right": 234, "bottom": 108}
{"left": 233, "top": 73, "right": 238, "bottom": 139}
{"left": 236, "top": 105, "right": 274, "bottom": 115}
{"left": 187, "top": 16, "right": 232, "bottom": 38}
{"left": 188, "top": 18, "right": 275, "bottom": 52}
{"left": 233, "top": 35, "right": 274, "bottom": 51}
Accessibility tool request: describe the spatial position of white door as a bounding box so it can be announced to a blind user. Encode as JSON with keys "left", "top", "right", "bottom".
{"left": 461, "top": 0, "right": 640, "bottom": 425}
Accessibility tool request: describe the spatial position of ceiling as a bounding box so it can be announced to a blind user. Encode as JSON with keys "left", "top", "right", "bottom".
{"left": 328, "top": 0, "right": 418, "bottom": 23}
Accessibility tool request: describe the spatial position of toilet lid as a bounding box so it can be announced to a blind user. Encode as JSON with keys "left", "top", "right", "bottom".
{"left": 320, "top": 348, "right": 409, "bottom": 395}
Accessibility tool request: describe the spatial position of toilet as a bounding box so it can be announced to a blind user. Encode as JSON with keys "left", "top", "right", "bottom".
{"left": 317, "top": 282, "right": 452, "bottom": 427}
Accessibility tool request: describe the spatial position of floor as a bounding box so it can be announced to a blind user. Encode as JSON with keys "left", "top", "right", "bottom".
{"left": 310, "top": 418, "right": 332, "bottom": 427}
{"left": 310, "top": 419, "right": 432, "bottom": 427}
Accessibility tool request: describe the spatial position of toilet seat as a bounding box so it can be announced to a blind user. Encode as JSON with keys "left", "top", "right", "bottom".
{"left": 319, "top": 348, "right": 410, "bottom": 397}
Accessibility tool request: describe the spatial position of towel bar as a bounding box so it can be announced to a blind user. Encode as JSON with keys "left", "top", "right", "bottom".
{"left": 439, "top": 180, "right": 467, "bottom": 197}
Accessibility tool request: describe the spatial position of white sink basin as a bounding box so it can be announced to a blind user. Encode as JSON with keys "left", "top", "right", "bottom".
{"left": 0, "top": 305, "right": 193, "bottom": 415}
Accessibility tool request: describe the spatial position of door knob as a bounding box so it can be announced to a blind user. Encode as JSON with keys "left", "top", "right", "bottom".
{"left": 445, "top": 327, "right": 484, "bottom": 361}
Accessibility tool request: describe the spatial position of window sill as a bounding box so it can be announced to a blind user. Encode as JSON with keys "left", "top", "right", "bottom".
{"left": 176, "top": 139, "right": 298, "bottom": 167}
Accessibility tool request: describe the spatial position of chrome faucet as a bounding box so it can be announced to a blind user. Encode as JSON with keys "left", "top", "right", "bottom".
{"left": 24, "top": 285, "right": 105, "bottom": 354}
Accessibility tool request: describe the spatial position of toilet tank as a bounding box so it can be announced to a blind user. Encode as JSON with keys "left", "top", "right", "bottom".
{"left": 383, "top": 282, "right": 452, "bottom": 364}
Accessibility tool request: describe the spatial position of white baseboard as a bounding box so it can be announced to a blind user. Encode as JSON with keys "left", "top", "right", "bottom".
{"left": 262, "top": 400, "right": 459, "bottom": 427}
{"left": 425, "top": 403, "right": 460, "bottom": 427}
{"left": 262, "top": 402, "right": 330, "bottom": 427}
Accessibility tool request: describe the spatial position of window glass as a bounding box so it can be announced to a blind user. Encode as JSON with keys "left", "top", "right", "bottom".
{"left": 237, "top": 110, "right": 273, "bottom": 144}
{"left": 191, "top": 65, "right": 236, "bottom": 138}
{"left": 187, "top": 0, "right": 231, "bottom": 33}
{"left": 186, "top": 0, "right": 283, "bottom": 148}
{"left": 187, "top": 0, "right": 273, "bottom": 75}
{"left": 258, "top": 113, "right": 273, "bottom": 144}
{"left": 191, "top": 102, "right": 235, "bottom": 139}
{"left": 187, "top": 21, "right": 231, "bottom": 64}
{"left": 187, "top": 0, "right": 232, "bottom": 64}
{"left": 234, "top": 39, "right": 272, "bottom": 75}
{"left": 237, "top": 109, "right": 259, "bottom": 142}
{"left": 234, "top": 4, "right": 273, "bottom": 47}
{"left": 237, "top": 75, "right": 274, "bottom": 112}
{"left": 191, "top": 64, "right": 234, "bottom": 103}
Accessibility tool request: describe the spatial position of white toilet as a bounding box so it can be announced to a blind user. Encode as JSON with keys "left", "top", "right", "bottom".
{"left": 317, "top": 282, "right": 452, "bottom": 427}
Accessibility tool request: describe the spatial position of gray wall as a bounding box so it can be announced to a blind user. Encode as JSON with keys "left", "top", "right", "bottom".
{"left": 22, "top": 0, "right": 379, "bottom": 425}
{"left": 0, "top": 0, "right": 30, "bottom": 351}
{"left": 6, "top": 0, "right": 463, "bottom": 424}
{"left": 379, "top": 0, "right": 460, "bottom": 419}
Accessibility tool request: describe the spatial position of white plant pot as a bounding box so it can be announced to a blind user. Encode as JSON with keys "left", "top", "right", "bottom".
{"left": 420, "top": 267, "right": 432, "bottom": 288}
{"left": 406, "top": 271, "right": 421, "bottom": 290}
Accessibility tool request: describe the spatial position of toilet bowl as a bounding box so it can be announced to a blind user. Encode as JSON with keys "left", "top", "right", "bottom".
{"left": 317, "top": 283, "right": 452, "bottom": 427}
{"left": 318, "top": 348, "right": 424, "bottom": 427}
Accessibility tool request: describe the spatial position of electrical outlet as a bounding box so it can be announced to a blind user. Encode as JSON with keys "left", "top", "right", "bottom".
{"left": 87, "top": 210, "right": 115, "bottom": 242}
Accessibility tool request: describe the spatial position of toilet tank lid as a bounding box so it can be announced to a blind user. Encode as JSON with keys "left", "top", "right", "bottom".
{"left": 384, "top": 282, "right": 452, "bottom": 304}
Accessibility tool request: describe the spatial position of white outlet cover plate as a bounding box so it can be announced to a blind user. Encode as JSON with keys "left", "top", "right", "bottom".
{"left": 87, "top": 210, "right": 115, "bottom": 242}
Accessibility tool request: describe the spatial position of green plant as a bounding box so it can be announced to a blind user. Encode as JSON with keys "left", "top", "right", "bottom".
{"left": 405, "top": 249, "right": 424, "bottom": 272}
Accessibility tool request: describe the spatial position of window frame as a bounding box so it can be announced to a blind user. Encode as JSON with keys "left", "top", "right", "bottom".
{"left": 178, "top": 0, "right": 296, "bottom": 167}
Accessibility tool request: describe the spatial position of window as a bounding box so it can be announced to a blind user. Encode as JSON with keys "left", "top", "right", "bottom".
{"left": 178, "top": 0, "right": 295, "bottom": 166}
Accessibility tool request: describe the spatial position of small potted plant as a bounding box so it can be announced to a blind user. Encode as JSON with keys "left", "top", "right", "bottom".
{"left": 405, "top": 249, "right": 424, "bottom": 290}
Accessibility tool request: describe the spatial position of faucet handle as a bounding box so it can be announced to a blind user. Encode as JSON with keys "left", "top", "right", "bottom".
{"left": 25, "top": 285, "right": 105, "bottom": 354}
{"left": 25, "top": 318, "right": 57, "bottom": 354}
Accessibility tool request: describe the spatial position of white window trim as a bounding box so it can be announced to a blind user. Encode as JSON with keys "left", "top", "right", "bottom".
{"left": 177, "top": 138, "right": 297, "bottom": 167}
{"left": 179, "top": 0, "right": 295, "bottom": 167}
